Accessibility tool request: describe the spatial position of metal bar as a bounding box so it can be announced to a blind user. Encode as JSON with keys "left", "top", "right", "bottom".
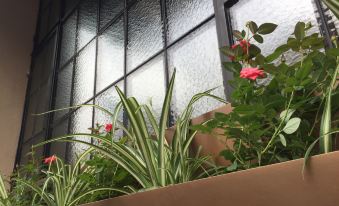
{"left": 43, "top": 0, "right": 65, "bottom": 157}
{"left": 314, "top": 0, "right": 333, "bottom": 48}
{"left": 123, "top": 0, "right": 129, "bottom": 127}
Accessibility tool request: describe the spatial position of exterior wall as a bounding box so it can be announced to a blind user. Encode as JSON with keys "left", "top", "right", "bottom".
{"left": 0, "top": 0, "right": 39, "bottom": 177}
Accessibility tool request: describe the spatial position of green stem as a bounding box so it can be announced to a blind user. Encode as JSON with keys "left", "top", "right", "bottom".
{"left": 261, "top": 91, "right": 295, "bottom": 155}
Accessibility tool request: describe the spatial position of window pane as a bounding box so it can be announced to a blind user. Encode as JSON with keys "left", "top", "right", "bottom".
{"left": 127, "top": 54, "right": 165, "bottom": 119}
{"left": 100, "top": 0, "right": 124, "bottom": 28}
{"left": 54, "top": 63, "right": 73, "bottom": 121}
{"left": 23, "top": 92, "right": 39, "bottom": 141}
{"left": 73, "top": 41, "right": 96, "bottom": 105}
{"left": 30, "top": 35, "right": 57, "bottom": 94}
{"left": 168, "top": 19, "right": 225, "bottom": 121}
{"left": 69, "top": 104, "right": 93, "bottom": 162}
{"left": 66, "top": 0, "right": 80, "bottom": 15}
{"left": 166, "top": 0, "right": 214, "bottom": 44}
{"left": 94, "top": 81, "right": 124, "bottom": 125}
{"left": 127, "top": 0, "right": 163, "bottom": 72}
{"left": 230, "top": 0, "right": 320, "bottom": 56}
{"left": 50, "top": 120, "right": 69, "bottom": 160}
{"left": 77, "top": 0, "right": 98, "bottom": 50}
{"left": 60, "top": 12, "right": 77, "bottom": 67}
{"left": 97, "top": 17, "right": 125, "bottom": 92}
{"left": 33, "top": 83, "right": 52, "bottom": 136}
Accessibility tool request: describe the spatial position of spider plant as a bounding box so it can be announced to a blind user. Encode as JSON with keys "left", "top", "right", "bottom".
{"left": 15, "top": 149, "right": 128, "bottom": 206}
{"left": 322, "top": 0, "right": 339, "bottom": 19}
{"left": 0, "top": 174, "right": 11, "bottom": 206}
{"left": 35, "top": 70, "right": 226, "bottom": 189}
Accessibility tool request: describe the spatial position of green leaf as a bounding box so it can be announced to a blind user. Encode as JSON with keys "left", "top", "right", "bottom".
{"left": 223, "top": 62, "right": 242, "bottom": 73}
{"left": 279, "top": 134, "right": 287, "bottom": 147}
{"left": 233, "top": 30, "right": 243, "bottom": 40}
{"left": 255, "top": 54, "right": 265, "bottom": 65}
{"left": 265, "top": 44, "right": 289, "bottom": 62}
{"left": 220, "top": 150, "right": 235, "bottom": 161}
{"left": 253, "top": 34, "right": 264, "bottom": 43}
{"left": 220, "top": 46, "right": 235, "bottom": 57}
{"left": 279, "top": 109, "right": 295, "bottom": 122}
{"left": 249, "top": 44, "right": 261, "bottom": 57}
{"left": 258, "top": 23, "right": 278, "bottom": 35}
{"left": 247, "top": 21, "right": 258, "bottom": 34}
{"left": 283, "top": 118, "right": 301, "bottom": 134}
{"left": 226, "top": 161, "right": 238, "bottom": 172}
{"left": 294, "top": 22, "right": 306, "bottom": 41}
{"left": 326, "top": 48, "right": 339, "bottom": 57}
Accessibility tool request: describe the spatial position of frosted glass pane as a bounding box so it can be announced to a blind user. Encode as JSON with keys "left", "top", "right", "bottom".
{"left": 24, "top": 92, "right": 39, "bottom": 141}
{"left": 70, "top": 105, "right": 93, "bottom": 161}
{"left": 73, "top": 41, "right": 96, "bottom": 105}
{"left": 166, "top": 0, "right": 214, "bottom": 43}
{"left": 60, "top": 12, "right": 77, "bottom": 67}
{"left": 168, "top": 19, "right": 225, "bottom": 120}
{"left": 230, "top": 0, "right": 320, "bottom": 57}
{"left": 54, "top": 63, "right": 73, "bottom": 121}
{"left": 77, "top": 0, "right": 98, "bottom": 50}
{"left": 50, "top": 120, "right": 69, "bottom": 159}
{"left": 94, "top": 81, "right": 124, "bottom": 126}
{"left": 127, "top": 0, "right": 163, "bottom": 72}
{"left": 30, "top": 35, "right": 56, "bottom": 94}
{"left": 100, "top": 0, "right": 124, "bottom": 28}
{"left": 66, "top": 0, "right": 80, "bottom": 14}
{"left": 97, "top": 17, "right": 124, "bottom": 92}
{"left": 33, "top": 83, "right": 51, "bottom": 135}
{"left": 127, "top": 55, "right": 165, "bottom": 119}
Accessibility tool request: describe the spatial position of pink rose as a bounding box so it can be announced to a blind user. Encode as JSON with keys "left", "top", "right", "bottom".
{"left": 240, "top": 68, "right": 265, "bottom": 80}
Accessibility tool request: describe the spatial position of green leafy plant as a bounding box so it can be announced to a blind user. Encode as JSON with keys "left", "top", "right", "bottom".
{"left": 35, "top": 70, "right": 225, "bottom": 190}
{"left": 0, "top": 174, "right": 10, "bottom": 206}
{"left": 199, "top": 21, "right": 338, "bottom": 172}
{"left": 15, "top": 151, "right": 126, "bottom": 206}
{"left": 322, "top": 0, "right": 339, "bottom": 19}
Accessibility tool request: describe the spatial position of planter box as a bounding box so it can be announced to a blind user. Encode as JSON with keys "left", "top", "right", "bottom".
{"left": 84, "top": 151, "right": 339, "bottom": 206}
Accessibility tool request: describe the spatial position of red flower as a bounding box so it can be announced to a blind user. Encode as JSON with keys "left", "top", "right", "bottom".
{"left": 44, "top": 155, "right": 57, "bottom": 164}
{"left": 105, "top": 124, "right": 113, "bottom": 132}
{"left": 240, "top": 68, "right": 265, "bottom": 80}
{"left": 239, "top": 40, "right": 250, "bottom": 54}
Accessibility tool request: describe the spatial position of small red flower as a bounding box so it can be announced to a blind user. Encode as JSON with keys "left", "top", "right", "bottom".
{"left": 239, "top": 40, "right": 250, "bottom": 54}
{"left": 105, "top": 124, "right": 113, "bottom": 132}
{"left": 44, "top": 155, "right": 57, "bottom": 164}
{"left": 240, "top": 68, "right": 265, "bottom": 80}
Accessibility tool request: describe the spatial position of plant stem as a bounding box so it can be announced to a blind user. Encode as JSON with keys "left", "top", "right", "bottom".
{"left": 261, "top": 91, "right": 295, "bottom": 155}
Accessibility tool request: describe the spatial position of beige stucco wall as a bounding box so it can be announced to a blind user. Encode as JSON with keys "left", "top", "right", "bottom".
{"left": 0, "top": 0, "right": 39, "bottom": 177}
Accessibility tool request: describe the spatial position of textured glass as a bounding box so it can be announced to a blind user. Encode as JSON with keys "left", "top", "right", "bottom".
{"left": 127, "top": 54, "right": 165, "bottom": 120}
{"left": 50, "top": 120, "right": 69, "bottom": 159}
{"left": 73, "top": 41, "right": 96, "bottom": 105}
{"left": 94, "top": 81, "right": 124, "bottom": 125}
{"left": 230, "top": 0, "right": 320, "bottom": 57}
{"left": 20, "top": 135, "right": 45, "bottom": 165}
{"left": 100, "top": 0, "right": 124, "bottom": 28}
{"left": 127, "top": 0, "right": 163, "bottom": 72}
{"left": 30, "top": 35, "right": 56, "bottom": 94}
{"left": 66, "top": 0, "right": 80, "bottom": 14}
{"left": 38, "top": 8, "right": 49, "bottom": 42}
{"left": 166, "top": 0, "right": 214, "bottom": 43}
{"left": 54, "top": 63, "right": 73, "bottom": 121}
{"left": 78, "top": 0, "right": 98, "bottom": 50}
{"left": 23, "top": 92, "right": 39, "bottom": 141}
{"left": 70, "top": 104, "right": 93, "bottom": 162}
{"left": 97, "top": 18, "right": 124, "bottom": 92}
{"left": 60, "top": 12, "right": 77, "bottom": 67}
{"left": 33, "top": 83, "right": 52, "bottom": 135}
{"left": 168, "top": 19, "right": 226, "bottom": 120}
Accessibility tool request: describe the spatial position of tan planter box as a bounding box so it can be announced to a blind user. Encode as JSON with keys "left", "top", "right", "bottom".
{"left": 83, "top": 151, "right": 339, "bottom": 206}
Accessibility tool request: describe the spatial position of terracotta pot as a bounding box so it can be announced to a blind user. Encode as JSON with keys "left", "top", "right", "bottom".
{"left": 82, "top": 151, "right": 339, "bottom": 206}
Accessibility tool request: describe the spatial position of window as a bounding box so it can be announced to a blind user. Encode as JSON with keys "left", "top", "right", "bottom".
{"left": 17, "top": 0, "right": 226, "bottom": 164}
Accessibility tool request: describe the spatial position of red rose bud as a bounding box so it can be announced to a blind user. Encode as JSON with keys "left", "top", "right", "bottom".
{"left": 105, "top": 124, "right": 113, "bottom": 132}
{"left": 240, "top": 68, "right": 265, "bottom": 80}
